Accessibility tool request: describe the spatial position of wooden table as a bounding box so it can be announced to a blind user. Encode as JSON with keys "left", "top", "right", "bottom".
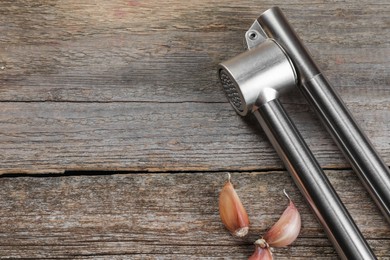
{"left": 1, "top": 1, "right": 389, "bottom": 259}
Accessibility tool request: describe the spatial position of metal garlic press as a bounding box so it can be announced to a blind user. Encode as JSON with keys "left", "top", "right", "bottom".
{"left": 218, "top": 6, "right": 390, "bottom": 259}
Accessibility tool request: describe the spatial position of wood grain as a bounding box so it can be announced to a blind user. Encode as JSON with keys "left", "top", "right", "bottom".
{"left": 0, "top": 1, "right": 389, "bottom": 174}
{"left": 0, "top": 171, "right": 389, "bottom": 259}
{"left": 0, "top": 0, "right": 389, "bottom": 259}
{"left": 0, "top": 101, "right": 389, "bottom": 174}
{"left": 0, "top": 1, "right": 388, "bottom": 103}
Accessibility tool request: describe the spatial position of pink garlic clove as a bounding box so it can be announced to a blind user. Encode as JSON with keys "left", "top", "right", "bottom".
{"left": 263, "top": 190, "right": 301, "bottom": 247}
{"left": 219, "top": 173, "right": 250, "bottom": 237}
{"left": 248, "top": 239, "right": 273, "bottom": 260}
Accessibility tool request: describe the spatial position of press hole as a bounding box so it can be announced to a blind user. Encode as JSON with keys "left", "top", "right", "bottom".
{"left": 249, "top": 32, "right": 257, "bottom": 40}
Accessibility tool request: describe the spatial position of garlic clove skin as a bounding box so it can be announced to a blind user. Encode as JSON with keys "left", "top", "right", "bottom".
{"left": 248, "top": 239, "right": 273, "bottom": 260}
{"left": 263, "top": 192, "right": 301, "bottom": 247}
{"left": 219, "top": 174, "right": 249, "bottom": 237}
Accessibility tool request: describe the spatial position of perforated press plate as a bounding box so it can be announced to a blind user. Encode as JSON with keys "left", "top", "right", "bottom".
{"left": 219, "top": 70, "right": 244, "bottom": 113}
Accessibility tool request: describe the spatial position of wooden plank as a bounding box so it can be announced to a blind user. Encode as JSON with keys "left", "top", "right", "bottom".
{"left": 0, "top": 170, "right": 389, "bottom": 259}
{"left": 0, "top": 101, "right": 389, "bottom": 174}
{"left": 0, "top": 1, "right": 389, "bottom": 259}
{"left": 0, "top": 1, "right": 388, "bottom": 103}
{"left": 0, "top": 0, "right": 389, "bottom": 175}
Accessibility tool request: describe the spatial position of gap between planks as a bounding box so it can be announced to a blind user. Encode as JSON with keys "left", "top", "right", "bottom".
{"left": 0, "top": 166, "right": 358, "bottom": 178}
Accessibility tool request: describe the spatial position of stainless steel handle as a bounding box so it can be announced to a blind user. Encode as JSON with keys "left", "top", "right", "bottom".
{"left": 257, "top": 6, "right": 390, "bottom": 223}
{"left": 254, "top": 99, "right": 376, "bottom": 260}
{"left": 303, "top": 74, "right": 390, "bottom": 223}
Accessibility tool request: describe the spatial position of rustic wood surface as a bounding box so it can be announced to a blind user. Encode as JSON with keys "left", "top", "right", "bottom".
{"left": 0, "top": 0, "right": 389, "bottom": 259}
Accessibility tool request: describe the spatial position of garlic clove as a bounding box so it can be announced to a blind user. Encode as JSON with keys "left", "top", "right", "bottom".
{"left": 248, "top": 239, "right": 273, "bottom": 260}
{"left": 219, "top": 173, "right": 249, "bottom": 237}
{"left": 263, "top": 190, "right": 301, "bottom": 247}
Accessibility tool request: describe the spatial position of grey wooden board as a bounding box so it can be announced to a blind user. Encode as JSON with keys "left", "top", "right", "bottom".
{"left": 0, "top": 101, "right": 389, "bottom": 174}
{"left": 0, "top": 2, "right": 388, "bottom": 103}
{"left": 0, "top": 1, "right": 389, "bottom": 174}
{"left": 0, "top": 0, "right": 389, "bottom": 259}
{"left": 0, "top": 171, "right": 389, "bottom": 259}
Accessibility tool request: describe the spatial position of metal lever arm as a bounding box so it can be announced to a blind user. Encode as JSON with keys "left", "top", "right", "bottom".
{"left": 257, "top": 6, "right": 390, "bottom": 223}
{"left": 254, "top": 99, "right": 376, "bottom": 260}
{"left": 303, "top": 74, "right": 390, "bottom": 223}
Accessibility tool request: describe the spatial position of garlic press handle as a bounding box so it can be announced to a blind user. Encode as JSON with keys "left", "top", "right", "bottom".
{"left": 254, "top": 99, "right": 376, "bottom": 260}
